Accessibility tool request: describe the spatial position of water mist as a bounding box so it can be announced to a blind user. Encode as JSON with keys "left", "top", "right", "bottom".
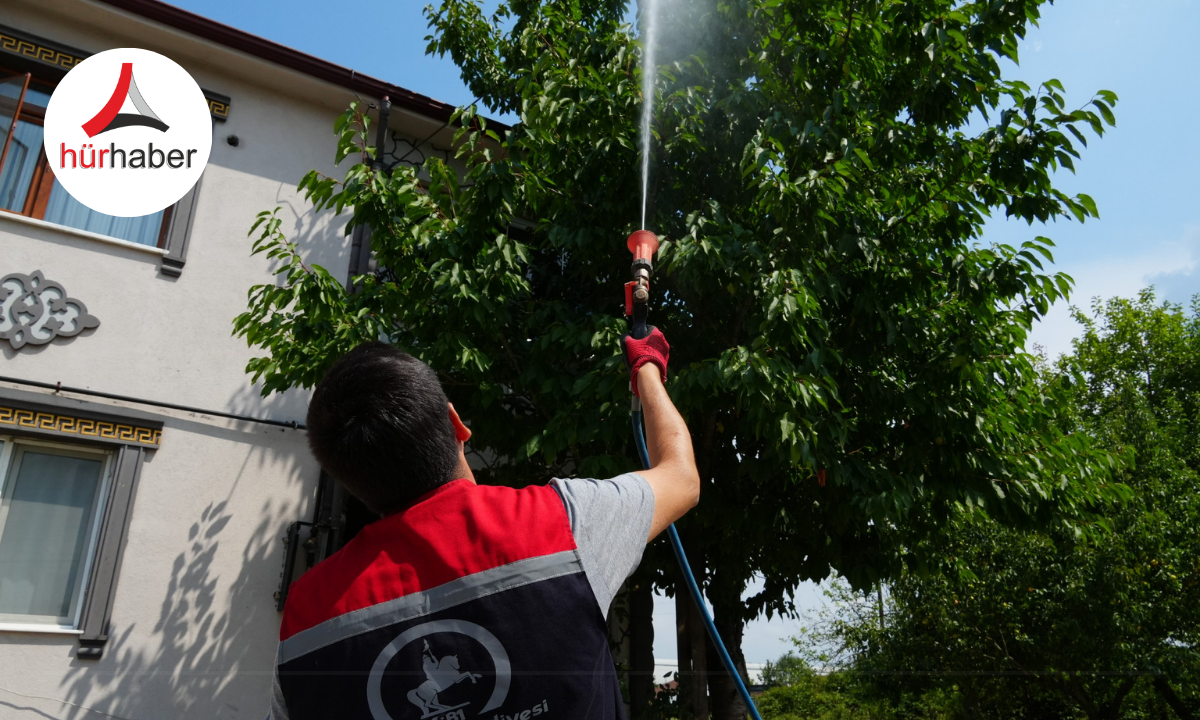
{"left": 639, "top": 0, "right": 657, "bottom": 230}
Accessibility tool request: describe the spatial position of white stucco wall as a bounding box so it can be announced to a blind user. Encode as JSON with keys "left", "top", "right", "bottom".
{"left": 0, "top": 1, "right": 453, "bottom": 717}
{"left": 0, "top": 388, "right": 315, "bottom": 720}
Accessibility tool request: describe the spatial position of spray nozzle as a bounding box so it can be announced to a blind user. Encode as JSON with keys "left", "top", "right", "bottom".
{"left": 627, "top": 230, "right": 660, "bottom": 275}
{"left": 626, "top": 230, "right": 659, "bottom": 310}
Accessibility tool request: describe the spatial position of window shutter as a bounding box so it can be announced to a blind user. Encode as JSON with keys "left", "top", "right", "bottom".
{"left": 160, "top": 174, "right": 202, "bottom": 277}
{"left": 76, "top": 444, "right": 145, "bottom": 659}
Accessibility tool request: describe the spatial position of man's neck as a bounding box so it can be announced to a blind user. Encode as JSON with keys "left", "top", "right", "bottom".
{"left": 454, "top": 451, "right": 476, "bottom": 484}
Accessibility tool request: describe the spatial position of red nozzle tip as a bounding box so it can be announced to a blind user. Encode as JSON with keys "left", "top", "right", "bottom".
{"left": 627, "top": 230, "right": 660, "bottom": 262}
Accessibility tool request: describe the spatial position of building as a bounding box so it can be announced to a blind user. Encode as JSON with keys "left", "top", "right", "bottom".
{"left": 0, "top": 1, "right": 467, "bottom": 717}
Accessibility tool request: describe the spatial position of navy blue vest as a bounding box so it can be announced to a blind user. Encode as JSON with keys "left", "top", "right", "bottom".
{"left": 275, "top": 480, "right": 624, "bottom": 720}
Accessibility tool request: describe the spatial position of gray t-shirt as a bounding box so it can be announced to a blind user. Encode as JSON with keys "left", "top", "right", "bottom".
{"left": 550, "top": 472, "right": 656, "bottom": 618}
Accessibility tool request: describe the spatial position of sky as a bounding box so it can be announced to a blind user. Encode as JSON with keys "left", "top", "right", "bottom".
{"left": 171, "top": 0, "right": 1200, "bottom": 665}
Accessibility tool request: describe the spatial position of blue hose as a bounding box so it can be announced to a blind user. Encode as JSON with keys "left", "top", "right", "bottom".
{"left": 631, "top": 410, "right": 764, "bottom": 720}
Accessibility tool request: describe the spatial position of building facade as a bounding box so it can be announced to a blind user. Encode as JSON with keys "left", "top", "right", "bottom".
{"left": 0, "top": 1, "right": 462, "bottom": 717}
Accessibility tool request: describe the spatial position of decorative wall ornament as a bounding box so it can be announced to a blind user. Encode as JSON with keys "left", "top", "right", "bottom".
{"left": 0, "top": 271, "right": 100, "bottom": 349}
{"left": 0, "top": 405, "right": 161, "bottom": 447}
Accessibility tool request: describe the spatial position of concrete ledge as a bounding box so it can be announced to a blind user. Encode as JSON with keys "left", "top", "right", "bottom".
{"left": 0, "top": 623, "right": 84, "bottom": 635}
{"left": 0, "top": 211, "right": 167, "bottom": 256}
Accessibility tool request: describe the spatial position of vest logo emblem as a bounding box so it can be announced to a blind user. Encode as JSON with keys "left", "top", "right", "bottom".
{"left": 409, "top": 639, "right": 482, "bottom": 718}
{"left": 368, "top": 619, "right": 512, "bottom": 720}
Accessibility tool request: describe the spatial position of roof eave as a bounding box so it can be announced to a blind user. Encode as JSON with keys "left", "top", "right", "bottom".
{"left": 90, "top": 0, "right": 506, "bottom": 130}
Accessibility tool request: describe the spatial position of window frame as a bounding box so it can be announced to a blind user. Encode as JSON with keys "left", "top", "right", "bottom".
{"left": 0, "top": 64, "right": 175, "bottom": 249}
{"left": 0, "top": 396, "right": 161, "bottom": 658}
{"left": 0, "top": 435, "right": 114, "bottom": 633}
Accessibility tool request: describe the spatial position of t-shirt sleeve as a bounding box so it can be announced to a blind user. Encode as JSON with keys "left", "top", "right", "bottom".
{"left": 550, "top": 473, "right": 655, "bottom": 618}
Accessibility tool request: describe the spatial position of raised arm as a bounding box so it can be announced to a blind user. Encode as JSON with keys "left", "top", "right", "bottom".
{"left": 623, "top": 328, "right": 700, "bottom": 540}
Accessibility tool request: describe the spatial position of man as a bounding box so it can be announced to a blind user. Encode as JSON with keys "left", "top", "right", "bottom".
{"left": 271, "top": 327, "right": 697, "bottom": 720}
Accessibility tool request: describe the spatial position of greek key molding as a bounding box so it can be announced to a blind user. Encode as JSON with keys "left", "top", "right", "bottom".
{"left": 0, "top": 271, "right": 100, "bottom": 350}
{"left": 0, "top": 404, "right": 161, "bottom": 447}
{"left": 0, "top": 23, "right": 231, "bottom": 121}
{"left": 206, "top": 95, "right": 230, "bottom": 120}
{"left": 0, "top": 29, "right": 81, "bottom": 71}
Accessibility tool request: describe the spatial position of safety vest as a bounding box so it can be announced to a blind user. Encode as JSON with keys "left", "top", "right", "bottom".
{"left": 275, "top": 479, "right": 624, "bottom": 720}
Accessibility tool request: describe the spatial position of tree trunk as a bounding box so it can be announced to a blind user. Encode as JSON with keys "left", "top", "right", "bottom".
{"left": 1064, "top": 676, "right": 1138, "bottom": 720}
{"left": 683, "top": 413, "right": 717, "bottom": 720}
{"left": 689, "top": 591, "right": 710, "bottom": 720}
{"left": 706, "top": 565, "right": 749, "bottom": 720}
{"left": 707, "top": 608, "right": 749, "bottom": 720}
{"left": 1101, "top": 677, "right": 1138, "bottom": 720}
{"left": 1063, "top": 677, "right": 1100, "bottom": 720}
{"left": 607, "top": 582, "right": 631, "bottom": 718}
{"left": 628, "top": 579, "right": 656, "bottom": 719}
{"left": 1154, "top": 677, "right": 1197, "bottom": 720}
{"left": 675, "top": 535, "right": 709, "bottom": 720}
{"left": 959, "top": 682, "right": 982, "bottom": 720}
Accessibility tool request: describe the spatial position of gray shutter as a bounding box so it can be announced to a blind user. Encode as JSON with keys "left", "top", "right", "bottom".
{"left": 76, "top": 445, "right": 145, "bottom": 659}
{"left": 159, "top": 175, "right": 203, "bottom": 277}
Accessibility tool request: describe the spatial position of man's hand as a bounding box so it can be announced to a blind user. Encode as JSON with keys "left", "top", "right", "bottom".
{"left": 625, "top": 330, "right": 699, "bottom": 540}
{"left": 621, "top": 327, "right": 669, "bottom": 396}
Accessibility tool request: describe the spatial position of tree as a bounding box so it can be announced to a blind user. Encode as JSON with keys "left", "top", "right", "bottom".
{"left": 235, "top": 1, "right": 1120, "bottom": 717}
{"left": 756, "top": 646, "right": 958, "bottom": 719}
{"left": 826, "top": 291, "right": 1200, "bottom": 720}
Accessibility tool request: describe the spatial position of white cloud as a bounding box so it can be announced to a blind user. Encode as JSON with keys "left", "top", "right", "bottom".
{"left": 1028, "top": 226, "right": 1200, "bottom": 360}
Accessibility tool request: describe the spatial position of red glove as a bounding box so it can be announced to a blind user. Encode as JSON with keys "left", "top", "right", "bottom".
{"left": 621, "top": 327, "right": 670, "bottom": 396}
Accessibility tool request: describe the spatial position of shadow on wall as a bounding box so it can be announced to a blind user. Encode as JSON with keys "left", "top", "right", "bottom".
{"left": 222, "top": 182, "right": 345, "bottom": 423}
{"left": 222, "top": 183, "right": 351, "bottom": 426}
{"left": 51, "top": 418, "right": 315, "bottom": 720}
{"left": 59, "top": 501, "right": 279, "bottom": 720}
{"left": 227, "top": 381, "right": 312, "bottom": 437}
{"left": 0, "top": 699, "right": 60, "bottom": 720}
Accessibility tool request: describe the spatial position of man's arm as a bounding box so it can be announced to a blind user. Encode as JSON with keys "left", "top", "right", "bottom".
{"left": 635, "top": 363, "right": 700, "bottom": 540}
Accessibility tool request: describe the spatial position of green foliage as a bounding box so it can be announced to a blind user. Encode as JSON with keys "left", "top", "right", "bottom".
{"left": 757, "top": 656, "right": 957, "bottom": 720}
{"left": 235, "top": 0, "right": 1121, "bottom": 639}
{"left": 814, "top": 291, "right": 1200, "bottom": 720}
{"left": 762, "top": 652, "right": 815, "bottom": 689}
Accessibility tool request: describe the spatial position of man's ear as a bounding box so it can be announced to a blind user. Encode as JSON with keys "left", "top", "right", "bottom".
{"left": 448, "top": 403, "right": 472, "bottom": 443}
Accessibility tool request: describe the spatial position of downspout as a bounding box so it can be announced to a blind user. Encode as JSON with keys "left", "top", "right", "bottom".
{"left": 285, "top": 96, "right": 393, "bottom": 610}
{"left": 345, "top": 95, "right": 390, "bottom": 289}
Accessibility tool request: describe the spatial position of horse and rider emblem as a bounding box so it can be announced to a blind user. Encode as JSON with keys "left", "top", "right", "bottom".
{"left": 407, "top": 639, "right": 483, "bottom": 719}
{"left": 367, "top": 618, "right": 511, "bottom": 720}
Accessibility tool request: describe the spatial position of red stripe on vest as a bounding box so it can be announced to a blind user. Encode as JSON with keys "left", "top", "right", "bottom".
{"left": 280, "top": 480, "right": 576, "bottom": 640}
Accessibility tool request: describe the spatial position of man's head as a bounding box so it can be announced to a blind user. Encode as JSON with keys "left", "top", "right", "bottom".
{"left": 306, "top": 342, "right": 470, "bottom": 515}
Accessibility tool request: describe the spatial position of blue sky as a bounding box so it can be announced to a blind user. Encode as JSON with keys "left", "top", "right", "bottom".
{"left": 173, "top": 0, "right": 1200, "bottom": 665}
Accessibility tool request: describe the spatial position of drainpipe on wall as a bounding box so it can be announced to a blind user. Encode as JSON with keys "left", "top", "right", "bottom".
{"left": 345, "top": 96, "right": 390, "bottom": 289}
{"left": 279, "top": 98, "right": 395, "bottom": 609}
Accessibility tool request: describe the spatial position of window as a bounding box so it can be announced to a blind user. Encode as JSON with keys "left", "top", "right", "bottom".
{"left": 0, "top": 437, "right": 111, "bottom": 630}
{"left": 0, "top": 399, "right": 159, "bottom": 657}
{"left": 0, "top": 67, "right": 170, "bottom": 247}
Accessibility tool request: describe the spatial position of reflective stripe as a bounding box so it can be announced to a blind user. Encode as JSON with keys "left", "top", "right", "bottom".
{"left": 278, "top": 550, "right": 583, "bottom": 665}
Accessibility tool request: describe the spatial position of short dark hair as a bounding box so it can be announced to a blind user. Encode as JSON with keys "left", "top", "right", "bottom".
{"left": 306, "top": 342, "right": 460, "bottom": 514}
